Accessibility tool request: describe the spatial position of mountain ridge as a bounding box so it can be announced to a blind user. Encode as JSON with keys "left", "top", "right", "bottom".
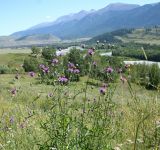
{"left": 10, "top": 2, "right": 160, "bottom": 39}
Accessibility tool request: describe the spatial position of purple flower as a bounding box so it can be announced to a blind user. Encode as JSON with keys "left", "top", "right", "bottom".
{"left": 99, "top": 87, "right": 106, "bottom": 95}
{"left": 42, "top": 67, "right": 49, "bottom": 74}
{"left": 74, "top": 69, "right": 80, "bottom": 74}
{"left": 58, "top": 76, "right": 68, "bottom": 84}
{"left": 93, "top": 61, "right": 97, "bottom": 67}
{"left": 29, "top": 71, "right": 35, "bottom": 77}
{"left": 48, "top": 93, "right": 53, "bottom": 98}
{"left": 68, "top": 68, "right": 74, "bottom": 73}
{"left": 51, "top": 58, "right": 59, "bottom": 65}
{"left": 106, "top": 67, "right": 113, "bottom": 73}
{"left": 39, "top": 64, "right": 45, "bottom": 69}
{"left": 10, "top": 116, "right": 14, "bottom": 124}
{"left": 88, "top": 49, "right": 94, "bottom": 56}
{"left": 68, "top": 62, "right": 75, "bottom": 69}
{"left": 11, "top": 88, "right": 17, "bottom": 96}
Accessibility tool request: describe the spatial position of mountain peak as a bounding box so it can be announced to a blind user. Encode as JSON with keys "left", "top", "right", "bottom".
{"left": 102, "top": 3, "right": 140, "bottom": 12}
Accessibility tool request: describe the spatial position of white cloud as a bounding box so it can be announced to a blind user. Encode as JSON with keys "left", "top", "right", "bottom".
{"left": 46, "top": 16, "right": 52, "bottom": 19}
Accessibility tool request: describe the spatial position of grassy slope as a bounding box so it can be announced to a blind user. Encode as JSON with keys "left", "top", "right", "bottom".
{"left": 116, "top": 28, "right": 160, "bottom": 45}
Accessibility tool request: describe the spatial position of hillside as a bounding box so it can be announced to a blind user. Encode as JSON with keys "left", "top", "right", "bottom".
{"left": 0, "top": 34, "right": 61, "bottom": 48}
{"left": 11, "top": 3, "right": 140, "bottom": 39}
{"left": 11, "top": 3, "right": 160, "bottom": 39}
{"left": 90, "top": 27, "right": 160, "bottom": 45}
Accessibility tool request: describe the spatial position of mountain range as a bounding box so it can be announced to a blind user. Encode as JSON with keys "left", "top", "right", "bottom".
{"left": 11, "top": 2, "right": 160, "bottom": 40}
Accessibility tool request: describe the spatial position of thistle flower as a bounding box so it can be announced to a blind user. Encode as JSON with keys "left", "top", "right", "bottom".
{"left": 106, "top": 67, "right": 113, "bottom": 73}
{"left": 11, "top": 88, "right": 17, "bottom": 96}
{"left": 68, "top": 68, "right": 74, "bottom": 73}
{"left": 48, "top": 93, "right": 53, "bottom": 98}
{"left": 51, "top": 58, "right": 59, "bottom": 65}
{"left": 10, "top": 116, "right": 14, "bottom": 124}
{"left": 58, "top": 76, "right": 68, "bottom": 84}
{"left": 42, "top": 67, "right": 49, "bottom": 74}
{"left": 88, "top": 49, "right": 94, "bottom": 56}
{"left": 99, "top": 87, "right": 106, "bottom": 95}
{"left": 68, "top": 62, "right": 75, "bottom": 69}
{"left": 93, "top": 61, "right": 97, "bottom": 66}
{"left": 74, "top": 69, "right": 80, "bottom": 74}
{"left": 39, "top": 64, "right": 45, "bottom": 69}
{"left": 29, "top": 71, "right": 35, "bottom": 77}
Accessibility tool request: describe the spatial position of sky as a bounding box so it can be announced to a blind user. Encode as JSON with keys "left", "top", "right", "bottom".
{"left": 0, "top": 0, "right": 160, "bottom": 36}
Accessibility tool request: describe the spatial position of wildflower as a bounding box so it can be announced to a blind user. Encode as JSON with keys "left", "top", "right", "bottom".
{"left": 39, "top": 64, "right": 45, "bottom": 69}
{"left": 51, "top": 58, "right": 58, "bottom": 65}
{"left": 74, "top": 69, "right": 80, "bottom": 74}
{"left": 58, "top": 76, "right": 68, "bottom": 84}
{"left": 11, "top": 88, "right": 17, "bottom": 96}
{"left": 93, "top": 61, "right": 97, "bottom": 67}
{"left": 106, "top": 67, "right": 113, "bottom": 73}
{"left": 99, "top": 87, "right": 106, "bottom": 95}
{"left": 68, "top": 62, "right": 75, "bottom": 69}
{"left": 48, "top": 93, "right": 53, "bottom": 98}
{"left": 29, "top": 71, "right": 35, "bottom": 77}
{"left": 68, "top": 68, "right": 74, "bottom": 73}
{"left": 10, "top": 116, "right": 14, "bottom": 124}
{"left": 88, "top": 49, "right": 94, "bottom": 56}
{"left": 42, "top": 67, "right": 49, "bottom": 74}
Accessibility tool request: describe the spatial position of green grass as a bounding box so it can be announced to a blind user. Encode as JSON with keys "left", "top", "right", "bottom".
{"left": 1, "top": 50, "right": 160, "bottom": 149}
{"left": 0, "top": 48, "right": 31, "bottom": 54}
{"left": 0, "top": 53, "right": 28, "bottom": 67}
{"left": 0, "top": 74, "right": 160, "bottom": 149}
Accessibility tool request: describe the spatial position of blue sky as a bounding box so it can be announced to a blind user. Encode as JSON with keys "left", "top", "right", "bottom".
{"left": 0, "top": 0, "right": 160, "bottom": 36}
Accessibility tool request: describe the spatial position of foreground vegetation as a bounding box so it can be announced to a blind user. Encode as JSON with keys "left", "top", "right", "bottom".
{"left": 0, "top": 45, "right": 160, "bottom": 150}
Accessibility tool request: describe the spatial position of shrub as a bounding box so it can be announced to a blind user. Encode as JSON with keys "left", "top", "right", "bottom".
{"left": 0, "top": 65, "right": 10, "bottom": 74}
{"left": 23, "top": 57, "right": 41, "bottom": 72}
{"left": 148, "top": 64, "right": 160, "bottom": 89}
{"left": 42, "top": 47, "right": 56, "bottom": 60}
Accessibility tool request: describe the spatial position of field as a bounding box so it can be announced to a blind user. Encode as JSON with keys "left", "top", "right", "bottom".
{"left": 0, "top": 48, "right": 160, "bottom": 150}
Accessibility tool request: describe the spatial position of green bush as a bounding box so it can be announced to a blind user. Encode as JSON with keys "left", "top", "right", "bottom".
{"left": 42, "top": 47, "right": 56, "bottom": 60}
{"left": 0, "top": 65, "right": 10, "bottom": 74}
{"left": 23, "top": 57, "right": 42, "bottom": 72}
{"left": 148, "top": 64, "right": 160, "bottom": 89}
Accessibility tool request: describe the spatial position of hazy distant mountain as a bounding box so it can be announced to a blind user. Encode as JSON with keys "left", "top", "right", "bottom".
{"left": 0, "top": 34, "right": 60, "bottom": 47}
{"left": 29, "top": 9, "right": 95, "bottom": 30}
{"left": 11, "top": 3, "right": 160, "bottom": 39}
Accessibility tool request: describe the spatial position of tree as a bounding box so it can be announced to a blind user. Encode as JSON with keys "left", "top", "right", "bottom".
{"left": 42, "top": 47, "right": 56, "bottom": 60}
{"left": 31, "top": 46, "right": 41, "bottom": 57}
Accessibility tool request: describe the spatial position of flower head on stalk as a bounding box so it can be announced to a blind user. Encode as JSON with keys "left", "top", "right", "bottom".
{"left": 88, "top": 49, "right": 94, "bottom": 56}
{"left": 58, "top": 76, "right": 68, "bottom": 84}
{"left": 29, "top": 71, "right": 35, "bottom": 77}
{"left": 105, "top": 67, "right": 113, "bottom": 73}
{"left": 99, "top": 83, "right": 107, "bottom": 95}
{"left": 51, "top": 58, "right": 59, "bottom": 66}
{"left": 42, "top": 66, "right": 50, "bottom": 74}
{"left": 11, "top": 88, "right": 17, "bottom": 96}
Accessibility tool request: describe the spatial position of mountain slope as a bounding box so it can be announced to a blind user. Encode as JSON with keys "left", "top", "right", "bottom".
{"left": 11, "top": 3, "right": 160, "bottom": 39}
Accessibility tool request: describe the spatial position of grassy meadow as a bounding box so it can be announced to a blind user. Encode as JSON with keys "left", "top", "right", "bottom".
{"left": 0, "top": 47, "right": 160, "bottom": 150}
